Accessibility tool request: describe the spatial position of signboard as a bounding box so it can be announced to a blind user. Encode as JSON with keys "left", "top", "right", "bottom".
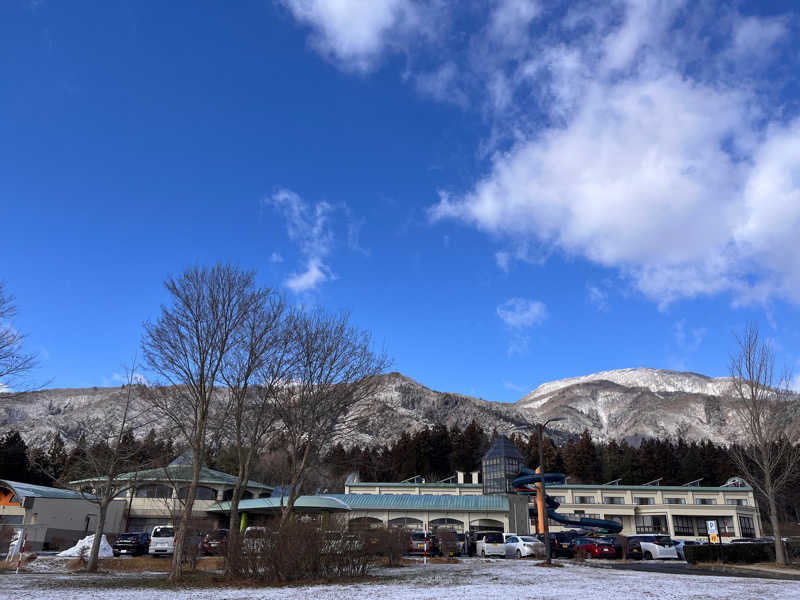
{"left": 708, "top": 534, "right": 720, "bottom": 544}
{"left": 706, "top": 520, "right": 718, "bottom": 535}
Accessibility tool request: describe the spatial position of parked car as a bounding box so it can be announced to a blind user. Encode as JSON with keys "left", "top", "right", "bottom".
{"left": 674, "top": 539, "right": 704, "bottom": 560}
{"left": 201, "top": 529, "right": 229, "bottom": 556}
{"left": 407, "top": 531, "right": 439, "bottom": 556}
{"left": 475, "top": 531, "right": 505, "bottom": 558}
{"left": 112, "top": 532, "right": 150, "bottom": 557}
{"left": 570, "top": 537, "right": 617, "bottom": 559}
{"left": 539, "top": 531, "right": 577, "bottom": 558}
{"left": 149, "top": 525, "right": 176, "bottom": 556}
{"left": 628, "top": 535, "right": 679, "bottom": 560}
{"left": 604, "top": 535, "right": 643, "bottom": 560}
{"left": 436, "top": 530, "right": 466, "bottom": 556}
{"left": 505, "top": 535, "right": 545, "bottom": 559}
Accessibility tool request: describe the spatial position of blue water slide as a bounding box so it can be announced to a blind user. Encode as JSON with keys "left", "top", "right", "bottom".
{"left": 512, "top": 468, "right": 623, "bottom": 534}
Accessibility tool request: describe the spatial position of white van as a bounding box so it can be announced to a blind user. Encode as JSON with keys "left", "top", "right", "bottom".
{"left": 475, "top": 531, "right": 505, "bottom": 558}
{"left": 149, "top": 525, "right": 176, "bottom": 556}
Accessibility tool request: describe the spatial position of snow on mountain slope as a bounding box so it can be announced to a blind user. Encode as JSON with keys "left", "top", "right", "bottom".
{"left": 518, "top": 367, "right": 732, "bottom": 410}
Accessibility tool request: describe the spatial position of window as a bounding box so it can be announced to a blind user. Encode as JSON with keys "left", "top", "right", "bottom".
{"left": 575, "top": 496, "right": 596, "bottom": 504}
{"left": 695, "top": 498, "right": 717, "bottom": 505}
{"left": 665, "top": 497, "right": 686, "bottom": 504}
{"left": 550, "top": 496, "right": 566, "bottom": 504}
{"left": 605, "top": 516, "right": 624, "bottom": 526}
{"left": 635, "top": 515, "right": 668, "bottom": 534}
{"left": 603, "top": 496, "right": 624, "bottom": 504}
{"left": 726, "top": 499, "right": 747, "bottom": 506}
{"left": 634, "top": 497, "right": 655, "bottom": 505}
{"left": 739, "top": 516, "right": 755, "bottom": 538}
{"left": 719, "top": 517, "right": 735, "bottom": 537}
{"left": 0, "top": 515, "right": 23, "bottom": 524}
{"left": 672, "top": 515, "right": 694, "bottom": 536}
{"left": 178, "top": 486, "right": 216, "bottom": 500}
{"left": 135, "top": 484, "right": 172, "bottom": 499}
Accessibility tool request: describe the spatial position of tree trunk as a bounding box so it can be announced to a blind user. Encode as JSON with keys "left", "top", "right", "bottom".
{"left": 169, "top": 450, "right": 202, "bottom": 581}
{"left": 225, "top": 460, "right": 250, "bottom": 578}
{"left": 86, "top": 500, "right": 108, "bottom": 573}
{"left": 767, "top": 495, "right": 787, "bottom": 565}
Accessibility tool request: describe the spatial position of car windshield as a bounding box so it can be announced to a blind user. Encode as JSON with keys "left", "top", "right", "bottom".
{"left": 411, "top": 533, "right": 428, "bottom": 541}
{"left": 208, "top": 530, "right": 228, "bottom": 540}
{"left": 654, "top": 536, "right": 673, "bottom": 545}
{"left": 152, "top": 527, "right": 174, "bottom": 538}
{"left": 484, "top": 533, "right": 504, "bottom": 543}
{"left": 118, "top": 534, "right": 138, "bottom": 541}
{"left": 519, "top": 536, "right": 537, "bottom": 543}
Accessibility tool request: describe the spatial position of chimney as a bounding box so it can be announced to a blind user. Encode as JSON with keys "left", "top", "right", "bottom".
{"left": 457, "top": 471, "right": 465, "bottom": 484}
{"left": 471, "top": 471, "right": 480, "bottom": 484}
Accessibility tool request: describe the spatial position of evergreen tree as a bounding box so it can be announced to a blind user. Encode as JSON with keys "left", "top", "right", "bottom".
{"left": 0, "top": 430, "right": 30, "bottom": 482}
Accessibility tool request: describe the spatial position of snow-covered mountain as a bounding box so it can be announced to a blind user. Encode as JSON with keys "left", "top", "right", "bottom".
{"left": 516, "top": 367, "right": 737, "bottom": 442}
{"left": 0, "top": 368, "right": 760, "bottom": 447}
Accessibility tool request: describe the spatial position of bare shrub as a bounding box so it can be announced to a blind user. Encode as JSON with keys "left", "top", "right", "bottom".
{"left": 437, "top": 529, "right": 459, "bottom": 557}
{"left": 232, "top": 519, "right": 378, "bottom": 583}
{"left": 369, "top": 527, "right": 407, "bottom": 566}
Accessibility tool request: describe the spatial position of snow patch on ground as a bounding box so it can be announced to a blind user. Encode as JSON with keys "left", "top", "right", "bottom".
{"left": 57, "top": 535, "right": 113, "bottom": 558}
{"left": 2, "top": 557, "right": 797, "bottom": 599}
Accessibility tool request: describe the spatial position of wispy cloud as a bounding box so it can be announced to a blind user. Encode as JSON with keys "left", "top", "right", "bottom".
{"left": 587, "top": 284, "right": 609, "bottom": 311}
{"left": 269, "top": 252, "right": 284, "bottom": 263}
{"left": 497, "top": 297, "right": 547, "bottom": 329}
{"left": 503, "top": 379, "right": 526, "bottom": 393}
{"left": 496, "top": 297, "right": 547, "bottom": 356}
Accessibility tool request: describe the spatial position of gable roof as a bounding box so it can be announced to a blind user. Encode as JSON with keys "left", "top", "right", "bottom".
{"left": 483, "top": 434, "right": 524, "bottom": 462}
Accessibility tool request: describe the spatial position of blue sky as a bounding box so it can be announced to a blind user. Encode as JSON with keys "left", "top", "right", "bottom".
{"left": 2, "top": 0, "right": 800, "bottom": 400}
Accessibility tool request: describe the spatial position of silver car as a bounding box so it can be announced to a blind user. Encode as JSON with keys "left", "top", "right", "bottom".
{"left": 505, "top": 535, "right": 545, "bottom": 558}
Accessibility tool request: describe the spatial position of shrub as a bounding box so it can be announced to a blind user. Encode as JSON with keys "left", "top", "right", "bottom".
{"left": 683, "top": 542, "right": 800, "bottom": 564}
{"left": 231, "top": 519, "right": 380, "bottom": 583}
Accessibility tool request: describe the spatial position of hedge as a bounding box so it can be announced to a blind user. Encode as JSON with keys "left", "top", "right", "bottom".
{"left": 684, "top": 542, "right": 800, "bottom": 564}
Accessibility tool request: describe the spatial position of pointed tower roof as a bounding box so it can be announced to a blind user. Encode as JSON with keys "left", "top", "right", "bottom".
{"left": 482, "top": 434, "right": 524, "bottom": 461}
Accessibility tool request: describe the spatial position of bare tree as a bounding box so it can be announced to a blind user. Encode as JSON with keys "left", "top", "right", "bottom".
{"left": 141, "top": 264, "right": 258, "bottom": 581}
{"left": 272, "top": 308, "right": 390, "bottom": 526}
{"left": 0, "top": 283, "right": 37, "bottom": 393}
{"left": 219, "top": 289, "right": 293, "bottom": 575}
{"left": 728, "top": 323, "right": 800, "bottom": 565}
{"left": 37, "top": 361, "right": 146, "bottom": 572}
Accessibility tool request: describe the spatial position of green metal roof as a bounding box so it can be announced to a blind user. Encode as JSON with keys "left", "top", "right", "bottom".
{"left": 1, "top": 479, "right": 96, "bottom": 500}
{"left": 208, "top": 495, "right": 351, "bottom": 514}
{"left": 327, "top": 494, "right": 509, "bottom": 512}
{"left": 70, "top": 465, "right": 272, "bottom": 491}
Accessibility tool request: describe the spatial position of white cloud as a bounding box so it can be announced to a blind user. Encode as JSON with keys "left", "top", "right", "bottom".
{"left": 427, "top": 3, "right": 800, "bottom": 307}
{"left": 264, "top": 188, "right": 336, "bottom": 293}
{"left": 284, "top": 1, "right": 800, "bottom": 307}
{"left": 497, "top": 297, "right": 547, "bottom": 329}
{"left": 279, "top": 0, "right": 427, "bottom": 72}
{"left": 269, "top": 252, "right": 284, "bottom": 263}
{"left": 0, "top": 381, "right": 10, "bottom": 393}
{"left": 587, "top": 284, "right": 609, "bottom": 311}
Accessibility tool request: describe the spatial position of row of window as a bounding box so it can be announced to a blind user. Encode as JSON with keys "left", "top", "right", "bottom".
{"left": 548, "top": 513, "right": 755, "bottom": 537}
{"left": 549, "top": 495, "right": 747, "bottom": 506}
{"left": 117, "top": 485, "right": 267, "bottom": 500}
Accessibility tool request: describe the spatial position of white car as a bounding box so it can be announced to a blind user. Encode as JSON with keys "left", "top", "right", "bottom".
{"left": 149, "top": 525, "right": 175, "bottom": 556}
{"left": 630, "top": 535, "right": 679, "bottom": 560}
{"left": 475, "top": 531, "right": 505, "bottom": 558}
{"left": 505, "top": 535, "right": 545, "bottom": 559}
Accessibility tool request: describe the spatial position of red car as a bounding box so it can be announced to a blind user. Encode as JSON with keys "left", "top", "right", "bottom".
{"left": 406, "top": 532, "right": 440, "bottom": 556}
{"left": 571, "top": 537, "right": 617, "bottom": 559}
{"left": 201, "top": 529, "right": 229, "bottom": 555}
